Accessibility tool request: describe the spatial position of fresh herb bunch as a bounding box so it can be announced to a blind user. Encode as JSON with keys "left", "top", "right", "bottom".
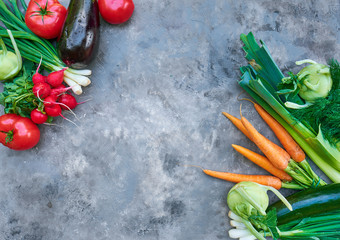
{"left": 0, "top": 61, "right": 38, "bottom": 117}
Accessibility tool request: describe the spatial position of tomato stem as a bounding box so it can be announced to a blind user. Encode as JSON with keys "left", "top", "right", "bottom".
{"left": 0, "top": 130, "right": 14, "bottom": 143}
{"left": 31, "top": 1, "right": 54, "bottom": 24}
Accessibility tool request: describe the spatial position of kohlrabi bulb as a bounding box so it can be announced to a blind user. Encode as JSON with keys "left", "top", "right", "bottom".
{"left": 0, "top": 30, "right": 22, "bottom": 81}
{"left": 296, "top": 60, "right": 332, "bottom": 101}
{"left": 227, "top": 182, "right": 269, "bottom": 220}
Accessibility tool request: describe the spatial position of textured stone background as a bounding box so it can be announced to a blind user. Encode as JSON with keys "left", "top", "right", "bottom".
{"left": 0, "top": 0, "right": 339, "bottom": 239}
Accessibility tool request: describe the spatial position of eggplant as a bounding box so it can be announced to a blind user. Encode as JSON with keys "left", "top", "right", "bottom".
{"left": 57, "top": 0, "right": 100, "bottom": 69}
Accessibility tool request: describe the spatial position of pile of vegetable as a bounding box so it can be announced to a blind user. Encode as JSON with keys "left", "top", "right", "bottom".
{"left": 198, "top": 32, "right": 340, "bottom": 239}
{"left": 228, "top": 182, "right": 340, "bottom": 239}
{"left": 199, "top": 102, "right": 326, "bottom": 190}
{"left": 239, "top": 32, "right": 340, "bottom": 182}
{"left": 0, "top": 0, "right": 135, "bottom": 151}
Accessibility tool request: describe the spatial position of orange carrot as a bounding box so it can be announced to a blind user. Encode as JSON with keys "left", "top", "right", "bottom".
{"left": 252, "top": 103, "right": 305, "bottom": 162}
{"left": 222, "top": 112, "right": 252, "bottom": 140}
{"left": 203, "top": 169, "right": 282, "bottom": 189}
{"left": 241, "top": 116, "right": 290, "bottom": 170}
{"left": 232, "top": 144, "right": 292, "bottom": 181}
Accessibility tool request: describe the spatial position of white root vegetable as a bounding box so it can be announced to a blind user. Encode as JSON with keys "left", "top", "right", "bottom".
{"left": 228, "top": 211, "right": 244, "bottom": 222}
{"left": 64, "top": 76, "right": 82, "bottom": 95}
{"left": 229, "top": 229, "right": 254, "bottom": 238}
{"left": 64, "top": 71, "right": 91, "bottom": 86}
{"left": 67, "top": 68, "right": 92, "bottom": 76}
{"left": 230, "top": 220, "right": 247, "bottom": 229}
{"left": 51, "top": 66, "right": 91, "bottom": 94}
{"left": 239, "top": 236, "right": 257, "bottom": 240}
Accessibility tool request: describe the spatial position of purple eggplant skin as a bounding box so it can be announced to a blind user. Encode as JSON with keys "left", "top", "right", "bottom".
{"left": 57, "top": 0, "right": 100, "bottom": 69}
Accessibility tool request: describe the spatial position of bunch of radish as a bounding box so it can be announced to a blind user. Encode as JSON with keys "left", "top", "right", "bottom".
{"left": 30, "top": 63, "right": 80, "bottom": 124}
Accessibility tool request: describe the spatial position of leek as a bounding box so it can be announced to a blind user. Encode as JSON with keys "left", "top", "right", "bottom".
{"left": 238, "top": 32, "right": 340, "bottom": 182}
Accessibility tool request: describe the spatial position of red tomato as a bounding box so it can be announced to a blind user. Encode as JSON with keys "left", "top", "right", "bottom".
{"left": 98, "top": 0, "right": 135, "bottom": 24}
{"left": 25, "top": 0, "right": 67, "bottom": 39}
{"left": 0, "top": 114, "right": 40, "bottom": 151}
{"left": 31, "top": 109, "right": 48, "bottom": 124}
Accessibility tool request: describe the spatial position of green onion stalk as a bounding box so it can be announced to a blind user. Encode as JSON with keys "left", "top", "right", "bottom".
{"left": 238, "top": 32, "right": 340, "bottom": 182}
{"left": 0, "top": 0, "right": 92, "bottom": 95}
{"left": 276, "top": 210, "right": 340, "bottom": 239}
{"left": 229, "top": 206, "right": 340, "bottom": 239}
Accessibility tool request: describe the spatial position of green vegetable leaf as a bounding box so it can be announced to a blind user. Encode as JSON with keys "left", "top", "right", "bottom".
{"left": 277, "top": 72, "right": 307, "bottom": 104}
{"left": 249, "top": 209, "right": 279, "bottom": 239}
{"left": 0, "top": 60, "right": 38, "bottom": 118}
{"left": 265, "top": 209, "right": 279, "bottom": 239}
{"left": 329, "top": 59, "right": 340, "bottom": 93}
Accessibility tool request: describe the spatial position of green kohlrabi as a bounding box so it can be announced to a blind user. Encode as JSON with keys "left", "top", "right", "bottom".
{"left": 279, "top": 59, "right": 333, "bottom": 109}
{"left": 295, "top": 60, "right": 332, "bottom": 101}
{"left": 0, "top": 29, "right": 22, "bottom": 81}
{"left": 227, "top": 182, "right": 292, "bottom": 240}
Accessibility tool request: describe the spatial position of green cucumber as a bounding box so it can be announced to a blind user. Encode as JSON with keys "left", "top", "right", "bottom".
{"left": 268, "top": 183, "right": 340, "bottom": 225}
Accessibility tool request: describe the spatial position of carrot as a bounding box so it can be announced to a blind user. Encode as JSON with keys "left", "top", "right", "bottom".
{"left": 252, "top": 102, "right": 306, "bottom": 162}
{"left": 240, "top": 116, "right": 290, "bottom": 170}
{"left": 232, "top": 144, "right": 292, "bottom": 181}
{"left": 222, "top": 112, "right": 252, "bottom": 140}
{"left": 203, "top": 169, "right": 282, "bottom": 189}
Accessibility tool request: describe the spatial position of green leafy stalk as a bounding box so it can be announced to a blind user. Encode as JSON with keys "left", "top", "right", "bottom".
{"left": 276, "top": 210, "right": 340, "bottom": 239}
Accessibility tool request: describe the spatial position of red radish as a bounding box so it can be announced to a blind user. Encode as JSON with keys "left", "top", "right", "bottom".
{"left": 30, "top": 109, "right": 48, "bottom": 124}
{"left": 32, "top": 57, "right": 45, "bottom": 85}
{"left": 44, "top": 95, "right": 58, "bottom": 107}
{"left": 33, "top": 83, "right": 51, "bottom": 99}
{"left": 46, "top": 69, "right": 66, "bottom": 87}
{"left": 32, "top": 73, "right": 45, "bottom": 85}
{"left": 58, "top": 94, "right": 78, "bottom": 110}
{"left": 50, "top": 85, "right": 73, "bottom": 97}
{"left": 45, "top": 105, "right": 62, "bottom": 117}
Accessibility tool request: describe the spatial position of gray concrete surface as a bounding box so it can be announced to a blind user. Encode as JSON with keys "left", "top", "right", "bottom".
{"left": 0, "top": 0, "right": 339, "bottom": 239}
